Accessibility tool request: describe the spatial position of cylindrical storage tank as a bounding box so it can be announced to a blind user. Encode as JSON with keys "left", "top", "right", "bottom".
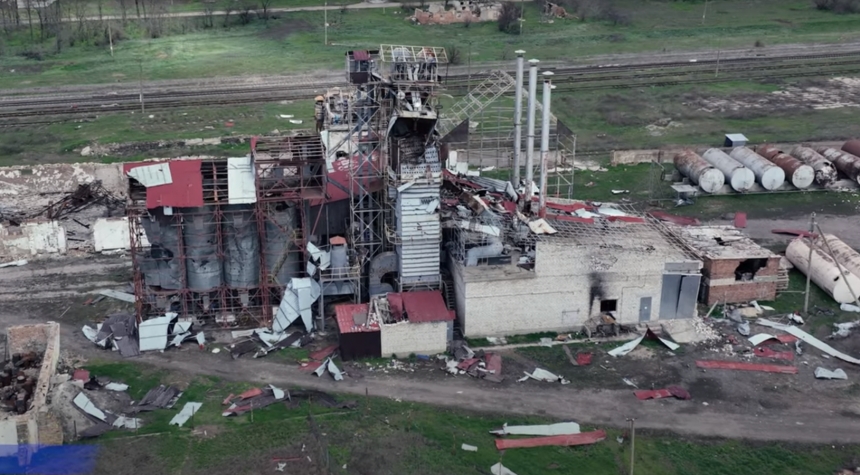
{"left": 141, "top": 210, "right": 183, "bottom": 290}
{"left": 790, "top": 146, "right": 837, "bottom": 185}
{"left": 757, "top": 144, "right": 814, "bottom": 189}
{"left": 181, "top": 206, "right": 223, "bottom": 291}
{"left": 222, "top": 204, "right": 260, "bottom": 288}
{"left": 702, "top": 148, "right": 755, "bottom": 192}
{"left": 263, "top": 203, "right": 302, "bottom": 285}
{"left": 673, "top": 149, "right": 725, "bottom": 193}
{"left": 815, "top": 234, "right": 860, "bottom": 281}
{"left": 729, "top": 147, "right": 785, "bottom": 191}
{"left": 837, "top": 141, "right": 860, "bottom": 183}
{"left": 817, "top": 147, "right": 860, "bottom": 185}
{"left": 786, "top": 238, "right": 860, "bottom": 304}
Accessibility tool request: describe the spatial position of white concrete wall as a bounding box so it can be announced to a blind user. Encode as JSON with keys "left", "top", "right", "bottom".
{"left": 459, "top": 240, "right": 694, "bottom": 338}
{"left": 448, "top": 257, "right": 467, "bottom": 330}
{"left": 93, "top": 217, "right": 147, "bottom": 252}
{"left": 0, "top": 163, "right": 124, "bottom": 214}
{"left": 380, "top": 320, "right": 448, "bottom": 357}
{"left": 0, "top": 221, "right": 67, "bottom": 258}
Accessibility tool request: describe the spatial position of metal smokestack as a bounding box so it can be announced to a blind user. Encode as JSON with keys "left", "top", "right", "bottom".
{"left": 511, "top": 50, "right": 525, "bottom": 188}
{"left": 525, "top": 59, "right": 539, "bottom": 199}
{"left": 538, "top": 71, "right": 553, "bottom": 218}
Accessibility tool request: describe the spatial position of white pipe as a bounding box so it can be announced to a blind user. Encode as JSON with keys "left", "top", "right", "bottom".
{"left": 525, "top": 59, "right": 539, "bottom": 199}
{"left": 539, "top": 72, "right": 553, "bottom": 218}
{"left": 512, "top": 50, "right": 525, "bottom": 188}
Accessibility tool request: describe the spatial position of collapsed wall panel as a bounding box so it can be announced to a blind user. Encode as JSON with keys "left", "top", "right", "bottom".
{"left": 140, "top": 210, "right": 183, "bottom": 290}
{"left": 222, "top": 204, "right": 260, "bottom": 288}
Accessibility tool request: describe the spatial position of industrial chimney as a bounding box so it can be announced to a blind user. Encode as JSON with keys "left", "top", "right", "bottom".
{"left": 538, "top": 71, "right": 553, "bottom": 218}
{"left": 512, "top": 50, "right": 525, "bottom": 188}
{"left": 525, "top": 59, "right": 539, "bottom": 198}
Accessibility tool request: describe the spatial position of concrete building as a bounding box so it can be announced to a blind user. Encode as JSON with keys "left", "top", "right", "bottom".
{"left": 667, "top": 225, "right": 781, "bottom": 305}
{"left": 446, "top": 203, "right": 702, "bottom": 338}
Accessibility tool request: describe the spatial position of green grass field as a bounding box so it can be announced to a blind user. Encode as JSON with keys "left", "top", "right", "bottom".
{"left": 4, "top": 0, "right": 860, "bottom": 89}
{"left": 81, "top": 360, "right": 860, "bottom": 475}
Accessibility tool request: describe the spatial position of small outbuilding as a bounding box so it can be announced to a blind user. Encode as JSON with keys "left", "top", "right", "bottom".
{"left": 724, "top": 133, "right": 748, "bottom": 147}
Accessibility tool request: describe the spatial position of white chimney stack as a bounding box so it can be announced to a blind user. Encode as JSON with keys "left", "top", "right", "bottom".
{"left": 525, "top": 59, "right": 539, "bottom": 199}
{"left": 512, "top": 50, "right": 525, "bottom": 188}
{"left": 539, "top": 71, "right": 553, "bottom": 218}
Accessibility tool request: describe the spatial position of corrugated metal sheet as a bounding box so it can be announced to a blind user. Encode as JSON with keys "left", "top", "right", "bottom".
{"left": 124, "top": 160, "right": 204, "bottom": 209}
{"left": 494, "top": 430, "right": 606, "bottom": 450}
{"left": 397, "top": 178, "right": 441, "bottom": 282}
{"left": 126, "top": 163, "right": 173, "bottom": 187}
{"left": 227, "top": 156, "right": 256, "bottom": 204}
{"left": 695, "top": 360, "right": 798, "bottom": 373}
{"left": 401, "top": 290, "right": 454, "bottom": 323}
{"left": 336, "top": 303, "right": 377, "bottom": 334}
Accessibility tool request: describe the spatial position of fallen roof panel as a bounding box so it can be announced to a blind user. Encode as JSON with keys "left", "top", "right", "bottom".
{"left": 489, "top": 422, "right": 580, "bottom": 437}
{"left": 695, "top": 360, "right": 798, "bottom": 374}
{"left": 757, "top": 318, "right": 860, "bottom": 365}
{"left": 401, "top": 290, "right": 454, "bottom": 323}
{"left": 169, "top": 402, "right": 202, "bottom": 427}
{"left": 494, "top": 430, "right": 606, "bottom": 450}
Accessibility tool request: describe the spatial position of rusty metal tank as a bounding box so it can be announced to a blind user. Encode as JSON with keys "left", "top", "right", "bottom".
{"left": 790, "top": 146, "right": 837, "bottom": 185}
{"left": 701, "top": 148, "right": 755, "bottom": 192}
{"left": 757, "top": 144, "right": 814, "bottom": 189}
{"left": 817, "top": 146, "right": 860, "bottom": 185}
{"left": 815, "top": 234, "right": 860, "bottom": 283}
{"left": 786, "top": 238, "right": 860, "bottom": 304}
{"left": 673, "top": 149, "right": 725, "bottom": 193}
{"left": 729, "top": 147, "right": 785, "bottom": 191}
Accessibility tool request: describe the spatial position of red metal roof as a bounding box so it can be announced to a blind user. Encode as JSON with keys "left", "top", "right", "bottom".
{"left": 401, "top": 290, "right": 455, "bottom": 323}
{"left": 335, "top": 303, "right": 378, "bottom": 335}
{"left": 330, "top": 236, "right": 347, "bottom": 246}
{"left": 695, "top": 360, "right": 798, "bottom": 374}
{"left": 387, "top": 292, "right": 404, "bottom": 321}
{"left": 734, "top": 212, "right": 747, "bottom": 228}
{"left": 352, "top": 50, "right": 370, "bottom": 61}
{"left": 123, "top": 160, "right": 204, "bottom": 209}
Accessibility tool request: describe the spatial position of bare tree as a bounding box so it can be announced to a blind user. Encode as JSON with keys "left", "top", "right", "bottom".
{"left": 604, "top": 5, "right": 630, "bottom": 26}
{"left": 24, "top": 0, "right": 34, "bottom": 41}
{"left": 116, "top": 0, "right": 128, "bottom": 24}
{"left": 259, "top": 0, "right": 272, "bottom": 21}
{"left": 202, "top": 0, "right": 215, "bottom": 27}
{"left": 238, "top": 0, "right": 254, "bottom": 24}
{"left": 497, "top": 1, "right": 521, "bottom": 33}
{"left": 222, "top": 0, "right": 235, "bottom": 26}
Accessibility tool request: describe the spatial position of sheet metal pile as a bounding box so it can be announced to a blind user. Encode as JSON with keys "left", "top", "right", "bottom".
{"left": 72, "top": 380, "right": 182, "bottom": 438}
{"left": 0, "top": 352, "right": 42, "bottom": 415}
{"left": 82, "top": 312, "right": 207, "bottom": 356}
{"left": 441, "top": 343, "right": 503, "bottom": 383}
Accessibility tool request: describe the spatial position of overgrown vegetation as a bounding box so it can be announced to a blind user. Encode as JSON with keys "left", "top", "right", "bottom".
{"left": 497, "top": 1, "right": 522, "bottom": 34}
{"left": 814, "top": 0, "right": 860, "bottom": 13}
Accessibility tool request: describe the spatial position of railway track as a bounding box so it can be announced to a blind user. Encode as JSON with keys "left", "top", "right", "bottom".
{"left": 3, "top": 51, "right": 860, "bottom": 126}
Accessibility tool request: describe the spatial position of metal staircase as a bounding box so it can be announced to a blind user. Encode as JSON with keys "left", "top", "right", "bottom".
{"left": 437, "top": 70, "right": 516, "bottom": 139}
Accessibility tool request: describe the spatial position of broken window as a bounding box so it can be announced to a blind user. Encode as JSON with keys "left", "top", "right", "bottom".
{"left": 734, "top": 258, "right": 768, "bottom": 281}
{"left": 600, "top": 299, "right": 618, "bottom": 313}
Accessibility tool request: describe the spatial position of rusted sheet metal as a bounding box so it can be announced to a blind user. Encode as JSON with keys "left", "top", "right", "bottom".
{"left": 816, "top": 146, "right": 860, "bottom": 184}
{"left": 575, "top": 352, "right": 593, "bottom": 366}
{"left": 790, "top": 146, "right": 837, "bottom": 185}
{"left": 123, "top": 160, "right": 204, "bottom": 209}
{"left": 842, "top": 139, "right": 860, "bottom": 161}
{"left": 647, "top": 210, "right": 700, "bottom": 226}
{"left": 673, "top": 149, "right": 725, "bottom": 193}
{"left": 494, "top": 430, "right": 606, "bottom": 450}
{"left": 551, "top": 215, "right": 595, "bottom": 224}
{"left": 757, "top": 144, "right": 814, "bottom": 189}
{"left": 606, "top": 216, "right": 646, "bottom": 224}
{"left": 402, "top": 290, "right": 455, "bottom": 323}
{"left": 753, "top": 346, "right": 795, "bottom": 361}
{"left": 634, "top": 386, "right": 690, "bottom": 400}
{"left": 734, "top": 212, "right": 747, "bottom": 228}
{"left": 309, "top": 344, "right": 339, "bottom": 361}
{"left": 484, "top": 353, "right": 503, "bottom": 381}
{"left": 695, "top": 360, "right": 798, "bottom": 374}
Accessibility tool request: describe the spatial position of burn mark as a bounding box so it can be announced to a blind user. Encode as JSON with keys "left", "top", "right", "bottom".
{"left": 588, "top": 271, "right": 606, "bottom": 315}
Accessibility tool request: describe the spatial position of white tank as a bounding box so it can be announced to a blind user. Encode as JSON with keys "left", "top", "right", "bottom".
{"left": 701, "top": 148, "right": 755, "bottom": 192}
{"left": 816, "top": 234, "right": 860, "bottom": 281}
{"left": 729, "top": 147, "right": 785, "bottom": 191}
{"left": 673, "top": 150, "right": 725, "bottom": 193}
{"left": 786, "top": 238, "right": 860, "bottom": 304}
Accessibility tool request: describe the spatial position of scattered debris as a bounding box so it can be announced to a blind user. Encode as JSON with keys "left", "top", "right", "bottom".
{"left": 0, "top": 259, "right": 28, "bottom": 268}
{"left": 461, "top": 443, "right": 478, "bottom": 452}
{"left": 104, "top": 383, "right": 128, "bottom": 392}
{"left": 609, "top": 329, "right": 680, "bottom": 357}
{"left": 169, "top": 402, "right": 202, "bottom": 427}
{"left": 490, "top": 422, "right": 580, "bottom": 436}
{"left": 789, "top": 313, "right": 804, "bottom": 325}
{"left": 97, "top": 289, "right": 135, "bottom": 303}
{"left": 695, "top": 360, "right": 798, "bottom": 374}
{"left": 831, "top": 321, "right": 860, "bottom": 339}
{"left": 313, "top": 357, "right": 345, "bottom": 381}
{"left": 814, "top": 367, "right": 848, "bottom": 380}
{"left": 517, "top": 368, "right": 569, "bottom": 384}
{"left": 737, "top": 321, "right": 750, "bottom": 336}
{"left": 131, "top": 385, "right": 182, "bottom": 412}
{"left": 842, "top": 303, "right": 860, "bottom": 313}
{"left": 757, "top": 318, "right": 860, "bottom": 365}
{"left": 486, "top": 337, "right": 507, "bottom": 345}
{"left": 309, "top": 345, "right": 339, "bottom": 362}
{"left": 490, "top": 463, "right": 518, "bottom": 475}
{"left": 753, "top": 346, "right": 795, "bottom": 361}
{"left": 73, "top": 392, "right": 107, "bottom": 422}
{"left": 494, "top": 430, "right": 607, "bottom": 450}
{"left": 82, "top": 312, "right": 140, "bottom": 357}
{"left": 222, "top": 385, "right": 288, "bottom": 416}
{"left": 622, "top": 378, "right": 638, "bottom": 389}
{"left": 634, "top": 386, "right": 691, "bottom": 400}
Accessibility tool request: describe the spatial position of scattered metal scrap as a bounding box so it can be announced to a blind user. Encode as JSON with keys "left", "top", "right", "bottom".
{"left": 442, "top": 343, "right": 504, "bottom": 382}
{"left": 814, "top": 367, "right": 848, "bottom": 380}
{"left": 0, "top": 351, "right": 42, "bottom": 415}
{"left": 313, "top": 357, "right": 345, "bottom": 381}
{"left": 97, "top": 289, "right": 135, "bottom": 303}
{"left": 634, "top": 386, "right": 691, "bottom": 401}
{"left": 230, "top": 329, "right": 308, "bottom": 359}
{"left": 517, "top": 368, "right": 569, "bottom": 384}
{"left": 490, "top": 422, "right": 580, "bottom": 437}
{"left": 33, "top": 181, "right": 123, "bottom": 221}
{"left": 131, "top": 385, "right": 182, "bottom": 412}
{"left": 169, "top": 402, "right": 202, "bottom": 427}
{"left": 695, "top": 360, "right": 798, "bottom": 374}
{"left": 608, "top": 328, "right": 680, "bottom": 357}
{"left": 757, "top": 318, "right": 860, "bottom": 365}
{"left": 490, "top": 463, "right": 518, "bottom": 475}
{"left": 494, "top": 430, "right": 607, "bottom": 450}
{"left": 222, "top": 385, "right": 287, "bottom": 416}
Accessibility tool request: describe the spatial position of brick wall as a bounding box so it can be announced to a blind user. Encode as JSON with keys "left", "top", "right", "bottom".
{"left": 6, "top": 324, "right": 51, "bottom": 357}
{"left": 380, "top": 321, "right": 448, "bottom": 357}
{"left": 703, "top": 256, "right": 779, "bottom": 279}
{"left": 701, "top": 256, "right": 779, "bottom": 304}
{"left": 459, "top": 241, "right": 694, "bottom": 337}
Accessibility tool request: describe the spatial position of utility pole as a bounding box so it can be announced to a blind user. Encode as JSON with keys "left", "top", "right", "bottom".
{"left": 803, "top": 213, "right": 815, "bottom": 315}
{"left": 138, "top": 59, "right": 145, "bottom": 113}
{"left": 627, "top": 418, "right": 636, "bottom": 475}
{"left": 324, "top": 1, "right": 328, "bottom": 45}
{"left": 702, "top": 0, "right": 708, "bottom": 25}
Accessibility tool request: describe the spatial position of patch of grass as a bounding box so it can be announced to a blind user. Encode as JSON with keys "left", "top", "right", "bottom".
{"left": 83, "top": 361, "right": 860, "bottom": 474}
{"left": 505, "top": 331, "right": 559, "bottom": 345}
{"left": 464, "top": 336, "right": 491, "bottom": 347}
{"left": 6, "top": 1, "right": 860, "bottom": 89}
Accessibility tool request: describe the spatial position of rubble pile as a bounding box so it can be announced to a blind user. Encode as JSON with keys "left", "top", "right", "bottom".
{"left": 0, "top": 352, "right": 43, "bottom": 415}
{"left": 441, "top": 343, "right": 504, "bottom": 383}
{"left": 229, "top": 329, "right": 310, "bottom": 359}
